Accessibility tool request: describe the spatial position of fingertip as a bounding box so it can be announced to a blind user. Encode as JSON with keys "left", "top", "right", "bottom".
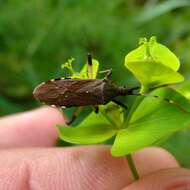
{"left": 122, "top": 168, "right": 190, "bottom": 190}
{"left": 0, "top": 106, "right": 65, "bottom": 148}
{"left": 133, "top": 147, "right": 179, "bottom": 176}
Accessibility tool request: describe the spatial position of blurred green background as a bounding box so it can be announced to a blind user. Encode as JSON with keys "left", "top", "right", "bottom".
{"left": 0, "top": 0, "right": 190, "bottom": 167}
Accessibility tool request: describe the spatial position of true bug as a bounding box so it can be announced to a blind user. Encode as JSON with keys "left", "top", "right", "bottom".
{"left": 33, "top": 71, "right": 138, "bottom": 107}
{"left": 33, "top": 54, "right": 138, "bottom": 124}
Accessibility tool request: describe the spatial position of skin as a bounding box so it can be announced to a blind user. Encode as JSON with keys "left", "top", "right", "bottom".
{"left": 0, "top": 106, "right": 190, "bottom": 190}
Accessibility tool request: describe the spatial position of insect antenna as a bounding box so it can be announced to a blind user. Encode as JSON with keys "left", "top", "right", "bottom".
{"left": 104, "top": 69, "right": 112, "bottom": 80}
{"left": 98, "top": 69, "right": 112, "bottom": 80}
{"left": 117, "top": 85, "right": 187, "bottom": 113}
{"left": 132, "top": 92, "right": 188, "bottom": 113}
{"left": 87, "top": 53, "right": 93, "bottom": 79}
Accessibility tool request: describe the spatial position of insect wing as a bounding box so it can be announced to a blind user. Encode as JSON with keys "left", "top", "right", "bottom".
{"left": 33, "top": 79, "right": 104, "bottom": 107}
{"left": 55, "top": 79, "right": 104, "bottom": 106}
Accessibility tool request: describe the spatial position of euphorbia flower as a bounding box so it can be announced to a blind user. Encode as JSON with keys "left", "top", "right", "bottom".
{"left": 125, "top": 36, "right": 184, "bottom": 93}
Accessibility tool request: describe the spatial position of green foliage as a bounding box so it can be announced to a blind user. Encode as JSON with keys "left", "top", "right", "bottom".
{"left": 58, "top": 124, "right": 115, "bottom": 144}
{"left": 100, "top": 103, "right": 124, "bottom": 128}
{"left": 57, "top": 104, "right": 117, "bottom": 144}
{"left": 176, "top": 81, "right": 190, "bottom": 100}
{"left": 112, "top": 88, "right": 190, "bottom": 156}
{"left": 126, "top": 60, "right": 183, "bottom": 93}
{"left": 125, "top": 37, "right": 184, "bottom": 92}
{"left": 126, "top": 37, "right": 180, "bottom": 71}
{"left": 58, "top": 37, "right": 190, "bottom": 158}
{"left": 135, "top": 0, "right": 190, "bottom": 24}
{"left": 61, "top": 58, "right": 76, "bottom": 75}
{"left": 61, "top": 57, "right": 99, "bottom": 79}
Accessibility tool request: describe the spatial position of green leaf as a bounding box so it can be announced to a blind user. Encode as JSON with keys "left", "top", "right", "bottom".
{"left": 129, "top": 87, "right": 190, "bottom": 124}
{"left": 126, "top": 60, "right": 184, "bottom": 90}
{"left": 100, "top": 102, "right": 124, "bottom": 128}
{"left": 151, "top": 87, "right": 190, "bottom": 112}
{"left": 57, "top": 124, "right": 116, "bottom": 144}
{"left": 57, "top": 111, "right": 116, "bottom": 144}
{"left": 176, "top": 81, "right": 190, "bottom": 100}
{"left": 123, "top": 96, "right": 144, "bottom": 125}
{"left": 112, "top": 89, "right": 190, "bottom": 156}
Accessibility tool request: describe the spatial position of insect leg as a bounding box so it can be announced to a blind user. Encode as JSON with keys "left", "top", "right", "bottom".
{"left": 112, "top": 99, "right": 128, "bottom": 110}
{"left": 66, "top": 106, "right": 83, "bottom": 125}
{"left": 93, "top": 106, "right": 99, "bottom": 113}
{"left": 100, "top": 69, "right": 112, "bottom": 80}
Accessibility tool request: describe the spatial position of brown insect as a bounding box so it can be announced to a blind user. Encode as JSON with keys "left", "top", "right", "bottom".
{"left": 33, "top": 54, "right": 184, "bottom": 125}
{"left": 33, "top": 54, "right": 138, "bottom": 124}
{"left": 33, "top": 76, "right": 137, "bottom": 107}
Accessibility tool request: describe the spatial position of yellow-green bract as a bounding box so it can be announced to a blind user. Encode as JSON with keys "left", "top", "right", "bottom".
{"left": 62, "top": 57, "right": 99, "bottom": 79}
{"left": 125, "top": 36, "right": 184, "bottom": 93}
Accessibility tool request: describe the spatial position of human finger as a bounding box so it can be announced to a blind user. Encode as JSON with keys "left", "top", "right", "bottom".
{"left": 122, "top": 168, "right": 190, "bottom": 190}
{"left": 0, "top": 106, "right": 65, "bottom": 148}
{"left": 0, "top": 146, "right": 179, "bottom": 190}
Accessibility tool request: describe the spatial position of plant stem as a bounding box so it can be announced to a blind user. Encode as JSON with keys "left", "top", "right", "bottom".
{"left": 126, "top": 154, "right": 140, "bottom": 180}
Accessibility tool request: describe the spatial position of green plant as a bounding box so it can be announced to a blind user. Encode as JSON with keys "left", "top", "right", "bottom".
{"left": 52, "top": 37, "right": 190, "bottom": 180}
